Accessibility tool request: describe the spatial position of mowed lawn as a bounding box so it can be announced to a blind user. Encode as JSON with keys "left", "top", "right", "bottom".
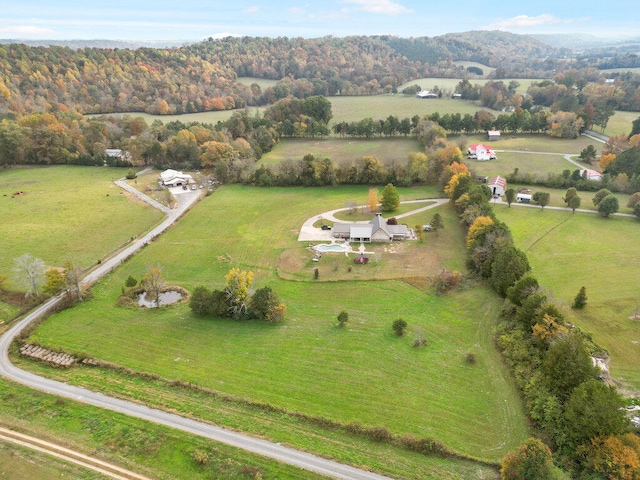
{"left": 0, "top": 166, "right": 164, "bottom": 287}
{"left": 31, "top": 185, "right": 528, "bottom": 462}
{"left": 259, "top": 137, "right": 423, "bottom": 165}
{"left": 495, "top": 205, "right": 640, "bottom": 390}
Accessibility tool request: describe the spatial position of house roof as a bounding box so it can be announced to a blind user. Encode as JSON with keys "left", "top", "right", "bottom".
{"left": 580, "top": 169, "right": 603, "bottom": 180}
{"left": 370, "top": 213, "right": 391, "bottom": 237}
{"left": 469, "top": 144, "right": 493, "bottom": 151}
{"left": 488, "top": 175, "right": 507, "bottom": 188}
{"left": 160, "top": 169, "right": 193, "bottom": 183}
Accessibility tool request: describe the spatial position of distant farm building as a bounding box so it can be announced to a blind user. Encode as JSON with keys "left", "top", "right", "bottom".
{"left": 332, "top": 213, "right": 408, "bottom": 243}
{"left": 106, "top": 149, "right": 131, "bottom": 161}
{"left": 580, "top": 169, "right": 603, "bottom": 181}
{"left": 468, "top": 144, "right": 496, "bottom": 161}
{"left": 451, "top": 93, "right": 462, "bottom": 99}
{"left": 160, "top": 169, "right": 194, "bottom": 187}
{"left": 488, "top": 176, "right": 507, "bottom": 197}
{"left": 516, "top": 193, "right": 532, "bottom": 203}
{"left": 486, "top": 130, "right": 501, "bottom": 141}
{"left": 416, "top": 90, "right": 438, "bottom": 99}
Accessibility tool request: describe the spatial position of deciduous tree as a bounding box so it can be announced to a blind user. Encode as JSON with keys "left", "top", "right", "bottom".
{"left": 392, "top": 318, "right": 407, "bottom": 336}
{"left": 598, "top": 195, "right": 619, "bottom": 217}
{"left": 430, "top": 213, "right": 444, "bottom": 236}
{"left": 380, "top": 183, "right": 399, "bottom": 212}
{"left": 500, "top": 438, "right": 554, "bottom": 480}
{"left": 225, "top": 268, "right": 254, "bottom": 318}
{"left": 13, "top": 253, "right": 45, "bottom": 297}
{"left": 505, "top": 188, "right": 515, "bottom": 207}
{"left": 142, "top": 265, "right": 166, "bottom": 308}
{"left": 567, "top": 194, "right": 581, "bottom": 213}
{"left": 366, "top": 188, "right": 379, "bottom": 212}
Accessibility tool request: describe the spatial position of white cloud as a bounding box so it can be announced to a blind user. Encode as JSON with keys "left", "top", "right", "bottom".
{"left": 484, "top": 14, "right": 571, "bottom": 31}
{"left": 289, "top": 7, "right": 306, "bottom": 15}
{"left": 342, "top": 0, "right": 412, "bottom": 16}
{"left": 243, "top": 6, "right": 259, "bottom": 14}
{"left": 0, "top": 25, "right": 56, "bottom": 37}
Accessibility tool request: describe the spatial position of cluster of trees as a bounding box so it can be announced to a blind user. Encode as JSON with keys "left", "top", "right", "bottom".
{"left": 9, "top": 253, "right": 83, "bottom": 301}
{"left": 190, "top": 268, "right": 286, "bottom": 323}
{"left": 332, "top": 115, "right": 417, "bottom": 138}
{"left": 445, "top": 169, "right": 637, "bottom": 478}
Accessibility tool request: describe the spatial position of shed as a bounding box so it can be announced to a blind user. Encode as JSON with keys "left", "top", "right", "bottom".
{"left": 487, "top": 130, "right": 501, "bottom": 141}
{"left": 488, "top": 176, "right": 507, "bottom": 197}
{"left": 516, "top": 193, "right": 531, "bottom": 203}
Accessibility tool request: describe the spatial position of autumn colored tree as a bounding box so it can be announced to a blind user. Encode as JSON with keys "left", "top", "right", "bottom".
{"left": 63, "top": 260, "right": 84, "bottom": 302}
{"left": 225, "top": 268, "right": 254, "bottom": 318}
{"left": 547, "top": 111, "right": 584, "bottom": 138}
{"left": 366, "top": 188, "right": 379, "bottom": 212}
{"left": 532, "top": 313, "right": 569, "bottom": 345}
{"left": 627, "top": 192, "right": 640, "bottom": 209}
{"left": 43, "top": 268, "right": 65, "bottom": 296}
{"left": 466, "top": 216, "right": 494, "bottom": 246}
{"left": 600, "top": 153, "right": 616, "bottom": 170}
{"left": 579, "top": 434, "right": 640, "bottom": 480}
{"left": 602, "top": 134, "right": 630, "bottom": 156}
{"left": 500, "top": 438, "right": 554, "bottom": 480}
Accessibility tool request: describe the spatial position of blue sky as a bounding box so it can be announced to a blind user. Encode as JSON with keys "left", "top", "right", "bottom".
{"left": 1, "top": 1, "right": 637, "bottom": 41}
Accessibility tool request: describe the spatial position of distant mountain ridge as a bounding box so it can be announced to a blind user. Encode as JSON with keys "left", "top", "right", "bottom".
{"left": 0, "top": 39, "right": 195, "bottom": 49}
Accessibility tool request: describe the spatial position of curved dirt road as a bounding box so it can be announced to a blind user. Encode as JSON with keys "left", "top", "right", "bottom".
{"left": 0, "top": 177, "right": 393, "bottom": 480}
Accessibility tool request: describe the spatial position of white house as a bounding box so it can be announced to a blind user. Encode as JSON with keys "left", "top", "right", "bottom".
{"left": 580, "top": 169, "right": 603, "bottom": 181}
{"left": 160, "top": 169, "right": 194, "bottom": 187}
{"left": 488, "top": 176, "right": 507, "bottom": 197}
{"left": 468, "top": 144, "right": 496, "bottom": 161}
{"left": 416, "top": 90, "right": 438, "bottom": 99}
{"left": 332, "top": 213, "right": 408, "bottom": 243}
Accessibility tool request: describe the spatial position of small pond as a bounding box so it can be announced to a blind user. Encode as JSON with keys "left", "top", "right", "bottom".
{"left": 137, "top": 290, "right": 183, "bottom": 307}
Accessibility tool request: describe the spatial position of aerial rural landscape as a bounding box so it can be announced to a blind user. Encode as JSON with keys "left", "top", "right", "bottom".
{"left": 1, "top": 2, "right": 640, "bottom": 479}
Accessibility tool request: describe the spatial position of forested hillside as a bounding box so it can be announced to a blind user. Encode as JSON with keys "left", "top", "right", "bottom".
{"left": 0, "top": 32, "right": 563, "bottom": 117}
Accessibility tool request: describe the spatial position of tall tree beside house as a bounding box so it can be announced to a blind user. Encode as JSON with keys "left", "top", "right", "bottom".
{"left": 505, "top": 188, "right": 515, "bottom": 207}
{"left": 366, "top": 188, "right": 379, "bottom": 213}
{"left": 380, "top": 183, "right": 400, "bottom": 212}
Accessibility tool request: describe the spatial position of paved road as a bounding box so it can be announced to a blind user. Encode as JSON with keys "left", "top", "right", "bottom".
{"left": 0, "top": 175, "right": 394, "bottom": 480}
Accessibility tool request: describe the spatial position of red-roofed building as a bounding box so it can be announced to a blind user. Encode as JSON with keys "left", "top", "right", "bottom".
{"left": 467, "top": 144, "right": 496, "bottom": 161}
{"left": 488, "top": 176, "right": 507, "bottom": 197}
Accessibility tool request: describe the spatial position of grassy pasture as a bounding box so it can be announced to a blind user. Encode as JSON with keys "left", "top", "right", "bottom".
{"left": 29, "top": 185, "right": 528, "bottom": 464}
{"left": 455, "top": 133, "right": 600, "bottom": 154}
{"left": 237, "top": 76, "right": 279, "bottom": 90}
{"left": 495, "top": 205, "right": 640, "bottom": 390}
{"left": 453, "top": 61, "right": 496, "bottom": 76}
{"left": 0, "top": 378, "right": 322, "bottom": 480}
{"left": 397, "top": 78, "right": 543, "bottom": 95}
{"left": 606, "top": 110, "right": 639, "bottom": 137}
{"left": 466, "top": 152, "right": 572, "bottom": 178}
{"left": 329, "top": 94, "right": 495, "bottom": 124}
{"left": 259, "top": 137, "right": 423, "bottom": 165}
{"left": 0, "top": 166, "right": 164, "bottom": 288}
{"left": 504, "top": 184, "right": 635, "bottom": 214}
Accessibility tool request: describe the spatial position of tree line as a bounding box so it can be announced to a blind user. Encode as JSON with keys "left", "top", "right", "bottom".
{"left": 443, "top": 167, "right": 639, "bottom": 479}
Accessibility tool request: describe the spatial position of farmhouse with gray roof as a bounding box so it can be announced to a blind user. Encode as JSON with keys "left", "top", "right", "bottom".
{"left": 332, "top": 213, "right": 408, "bottom": 242}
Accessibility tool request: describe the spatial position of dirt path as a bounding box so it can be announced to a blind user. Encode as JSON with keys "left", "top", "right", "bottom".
{"left": 0, "top": 426, "right": 151, "bottom": 480}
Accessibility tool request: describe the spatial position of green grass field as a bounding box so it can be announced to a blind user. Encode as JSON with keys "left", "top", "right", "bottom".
{"left": 0, "top": 441, "right": 107, "bottom": 480}
{"left": 259, "top": 137, "right": 423, "bottom": 165}
{"left": 605, "top": 110, "right": 639, "bottom": 137}
{"left": 0, "top": 166, "right": 164, "bottom": 289}
{"left": 494, "top": 205, "right": 640, "bottom": 391}
{"left": 0, "top": 378, "right": 324, "bottom": 480}
{"left": 237, "top": 76, "right": 279, "bottom": 90}
{"left": 397, "top": 78, "right": 543, "bottom": 95}
{"left": 28, "top": 185, "right": 528, "bottom": 467}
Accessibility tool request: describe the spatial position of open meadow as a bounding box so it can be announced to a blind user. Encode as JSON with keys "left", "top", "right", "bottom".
{"left": 259, "top": 137, "right": 423, "bottom": 165}
{"left": 26, "top": 184, "right": 528, "bottom": 470}
{"left": 397, "top": 78, "right": 543, "bottom": 95}
{"left": 494, "top": 205, "right": 640, "bottom": 390}
{"left": 0, "top": 166, "right": 164, "bottom": 289}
